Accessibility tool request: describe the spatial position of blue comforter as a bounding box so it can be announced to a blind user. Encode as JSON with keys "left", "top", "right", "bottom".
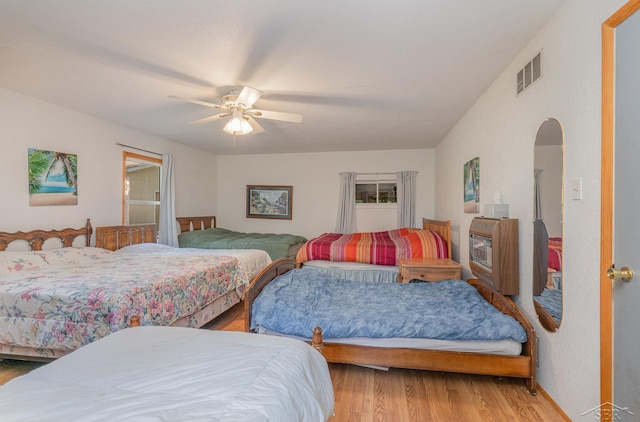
{"left": 251, "top": 269, "right": 527, "bottom": 342}
{"left": 534, "top": 288, "right": 562, "bottom": 324}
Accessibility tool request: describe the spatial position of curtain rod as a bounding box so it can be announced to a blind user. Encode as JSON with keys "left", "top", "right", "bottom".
{"left": 115, "top": 142, "right": 162, "bottom": 157}
{"left": 356, "top": 172, "right": 417, "bottom": 176}
{"left": 357, "top": 172, "right": 396, "bottom": 176}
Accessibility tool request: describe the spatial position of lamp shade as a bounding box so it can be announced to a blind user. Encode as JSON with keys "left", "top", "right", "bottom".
{"left": 224, "top": 111, "right": 253, "bottom": 135}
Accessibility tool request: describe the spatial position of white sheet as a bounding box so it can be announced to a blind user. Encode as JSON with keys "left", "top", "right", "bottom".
{"left": 259, "top": 328, "right": 522, "bottom": 356}
{"left": 301, "top": 260, "right": 399, "bottom": 283}
{"left": 117, "top": 243, "right": 272, "bottom": 280}
{"left": 0, "top": 326, "right": 334, "bottom": 421}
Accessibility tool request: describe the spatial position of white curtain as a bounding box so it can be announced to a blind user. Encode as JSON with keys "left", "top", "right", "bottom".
{"left": 158, "top": 154, "right": 179, "bottom": 246}
{"left": 534, "top": 168, "right": 543, "bottom": 220}
{"left": 396, "top": 171, "right": 417, "bottom": 228}
{"left": 335, "top": 172, "right": 357, "bottom": 233}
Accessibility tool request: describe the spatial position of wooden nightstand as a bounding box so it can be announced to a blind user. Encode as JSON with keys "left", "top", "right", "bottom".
{"left": 397, "top": 257, "right": 462, "bottom": 283}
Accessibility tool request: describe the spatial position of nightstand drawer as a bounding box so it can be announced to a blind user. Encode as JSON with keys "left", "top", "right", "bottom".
{"left": 397, "top": 258, "right": 462, "bottom": 283}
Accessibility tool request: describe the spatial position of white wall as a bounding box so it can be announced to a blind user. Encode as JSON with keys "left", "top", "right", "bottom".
{"left": 434, "top": 0, "right": 626, "bottom": 418}
{"left": 0, "top": 87, "right": 217, "bottom": 237}
{"left": 216, "top": 149, "right": 435, "bottom": 240}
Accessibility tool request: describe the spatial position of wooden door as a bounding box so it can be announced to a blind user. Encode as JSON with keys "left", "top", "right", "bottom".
{"left": 601, "top": 1, "right": 640, "bottom": 420}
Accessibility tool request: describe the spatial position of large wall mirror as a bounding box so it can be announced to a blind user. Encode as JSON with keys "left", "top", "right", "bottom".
{"left": 532, "top": 118, "right": 563, "bottom": 332}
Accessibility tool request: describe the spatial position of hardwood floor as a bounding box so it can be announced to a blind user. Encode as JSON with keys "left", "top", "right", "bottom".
{"left": 0, "top": 303, "right": 568, "bottom": 421}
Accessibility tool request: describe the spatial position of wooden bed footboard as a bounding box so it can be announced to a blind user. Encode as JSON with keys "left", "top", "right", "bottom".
{"left": 95, "top": 223, "right": 157, "bottom": 251}
{"left": 245, "top": 257, "right": 537, "bottom": 395}
{"left": 244, "top": 258, "right": 297, "bottom": 332}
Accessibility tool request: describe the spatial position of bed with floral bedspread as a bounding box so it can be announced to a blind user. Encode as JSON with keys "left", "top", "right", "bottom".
{"left": 0, "top": 246, "right": 253, "bottom": 359}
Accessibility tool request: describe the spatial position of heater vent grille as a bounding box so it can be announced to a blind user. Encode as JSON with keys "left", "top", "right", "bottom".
{"left": 517, "top": 52, "right": 542, "bottom": 95}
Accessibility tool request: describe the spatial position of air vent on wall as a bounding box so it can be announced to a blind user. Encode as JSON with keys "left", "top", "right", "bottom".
{"left": 517, "top": 51, "right": 542, "bottom": 95}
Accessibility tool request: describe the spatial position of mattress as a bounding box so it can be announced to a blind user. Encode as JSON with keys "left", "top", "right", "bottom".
{"left": 259, "top": 328, "right": 522, "bottom": 356}
{"left": 0, "top": 326, "right": 335, "bottom": 421}
{"left": 302, "top": 260, "right": 399, "bottom": 283}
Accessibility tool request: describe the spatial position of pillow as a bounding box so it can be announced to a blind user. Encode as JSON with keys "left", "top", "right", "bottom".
{"left": 0, "top": 251, "right": 48, "bottom": 274}
{"left": 116, "top": 243, "right": 173, "bottom": 254}
{"left": 0, "top": 248, "right": 116, "bottom": 274}
{"left": 33, "top": 247, "right": 114, "bottom": 266}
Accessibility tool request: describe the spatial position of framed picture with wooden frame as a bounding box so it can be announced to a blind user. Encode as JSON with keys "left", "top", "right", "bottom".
{"left": 246, "top": 185, "right": 293, "bottom": 220}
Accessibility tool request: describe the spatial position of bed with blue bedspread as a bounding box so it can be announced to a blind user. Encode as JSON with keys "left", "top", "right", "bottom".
{"left": 244, "top": 258, "right": 538, "bottom": 395}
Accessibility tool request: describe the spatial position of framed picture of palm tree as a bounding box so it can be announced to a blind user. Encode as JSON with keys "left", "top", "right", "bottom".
{"left": 463, "top": 156, "right": 480, "bottom": 213}
{"left": 28, "top": 148, "right": 78, "bottom": 206}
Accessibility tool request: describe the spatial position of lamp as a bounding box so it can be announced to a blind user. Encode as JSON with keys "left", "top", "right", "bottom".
{"left": 223, "top": 110, "right": 253, "bottom": 135}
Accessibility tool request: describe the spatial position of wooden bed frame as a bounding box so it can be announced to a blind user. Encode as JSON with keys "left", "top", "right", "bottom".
{"left": 176, "top": 216, "right": 217, "bottom": 233}
{"left": 0, "top": 219, "right": 241, "bottom": 361}
{"left": 244, "top": 257, "right": 537, "bottom": 395}
{"left": 0, "top": 219, "right": 92, "bottom": 251}
{"left": 95, "top": 223, "right": 157, "bottom": 251}
{"left": 421, "top": 217, "right": 452, "bottom": 258}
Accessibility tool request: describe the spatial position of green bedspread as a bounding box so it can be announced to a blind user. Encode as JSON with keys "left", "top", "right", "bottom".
{"left": 178, "top": 228, "right": 307, "bottom": 260}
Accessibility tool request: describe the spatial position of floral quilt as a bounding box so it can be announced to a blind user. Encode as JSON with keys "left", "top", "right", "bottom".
{"left": 0, "top": 247, "right": 248, "bottom": 352}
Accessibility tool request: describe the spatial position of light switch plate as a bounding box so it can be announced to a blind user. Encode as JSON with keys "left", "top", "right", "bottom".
{"left": 572, "top": 178, "right": 583, "bottom": 200}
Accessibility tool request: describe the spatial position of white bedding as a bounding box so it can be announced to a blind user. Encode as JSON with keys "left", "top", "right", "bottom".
{"left": 259, "top": 327, "right": 522, "bottom": 356}
{"left": 302, "top": 259, "right": 399, "bottom": 283}
{"left": 0, "top": 326, "right": 334, "bottom": 421}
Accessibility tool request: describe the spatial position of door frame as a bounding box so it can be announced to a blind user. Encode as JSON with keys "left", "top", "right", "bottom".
{"left": 600, "top": 0, "right": 640, "bottom": 410}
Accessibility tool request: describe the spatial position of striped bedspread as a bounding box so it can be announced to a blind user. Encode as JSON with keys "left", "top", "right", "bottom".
{"left": 548, "top": 237, "right": 562, "bottom": 271}
{"left": 296, "top": 228, "right": 448, "bottom": 266}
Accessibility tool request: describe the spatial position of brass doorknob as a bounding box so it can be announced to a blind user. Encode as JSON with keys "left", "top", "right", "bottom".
{"left": 607, "top": 265, "right": 634, "bottom": 282}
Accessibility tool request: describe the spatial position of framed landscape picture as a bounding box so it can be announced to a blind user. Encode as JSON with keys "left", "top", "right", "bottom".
{"left": 246, "top": 185, "right": 293, "bottom": 219}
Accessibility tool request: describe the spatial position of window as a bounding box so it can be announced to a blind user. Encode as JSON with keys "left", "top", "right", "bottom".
{"left": 122, "top": 152, "right": 161, "bottom": 225}
{"left": 356, "top": 179, "right": 397, "bottom": 204}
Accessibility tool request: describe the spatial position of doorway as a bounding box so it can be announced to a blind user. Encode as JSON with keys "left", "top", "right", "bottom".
{"left": 601, "top": 0, "right": 640, "bottom": 417}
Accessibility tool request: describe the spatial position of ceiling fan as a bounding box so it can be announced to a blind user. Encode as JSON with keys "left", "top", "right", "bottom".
{"left": 169, "top": 86, "right": 303, "bottom": 136}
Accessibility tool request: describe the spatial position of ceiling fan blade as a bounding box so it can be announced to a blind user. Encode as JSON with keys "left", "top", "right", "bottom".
{"left": 246, "top": 115, "right": 265, "bottom": 134}
{"left": 168, "top": 95, "right": 224, "bottom": 109}
{"left": 189, "top": 113, "right": 229, "bottom": 125}
{"left": 251, "top": 109, "right": 303, "bottom": 123}
{"left": 236, "top": 86, "right": 263, "bottom": 108}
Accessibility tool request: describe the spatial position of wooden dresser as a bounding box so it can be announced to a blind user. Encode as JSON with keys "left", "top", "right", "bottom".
{"left": 397, "top": 257, "right": 462, "bottom": 283}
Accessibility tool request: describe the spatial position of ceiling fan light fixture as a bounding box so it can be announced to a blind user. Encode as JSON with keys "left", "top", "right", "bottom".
{"left": 223, "top": 114, "right": 253, "bottom": 135}
{"left": 171, "top": 86, "right": 300, "bottom": 136}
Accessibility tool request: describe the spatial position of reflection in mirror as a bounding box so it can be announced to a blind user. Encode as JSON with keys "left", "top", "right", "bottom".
{"left": 533, "top": 118, "right": 563, "bottom": 332}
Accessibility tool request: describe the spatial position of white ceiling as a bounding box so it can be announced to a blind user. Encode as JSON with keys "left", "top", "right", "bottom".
{"left": 0, "top": 1, "right": 564, "bottom": 155}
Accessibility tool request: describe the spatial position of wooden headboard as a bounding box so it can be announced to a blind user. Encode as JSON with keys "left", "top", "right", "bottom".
{"left": 422, "top": 218, "right": 452, "bottom": 259}
{"left": 95, "top": 224, "right": 157, "bottom": 251}
{"left": 176, "top": 216, "right": 217, "bottom": 233}
{"left": 0, "top": 219, "right": 92, "bottom": 251}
